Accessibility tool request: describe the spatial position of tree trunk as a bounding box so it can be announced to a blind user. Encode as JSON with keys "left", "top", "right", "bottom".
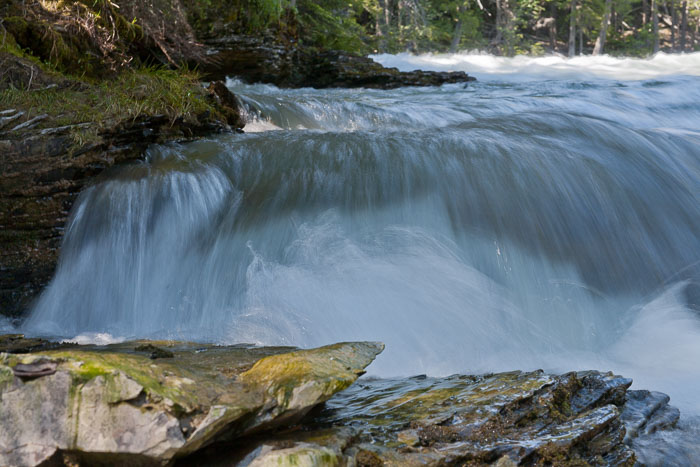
{"left": 494, "top": 0, "right": 515, "bottom": 53}
{"left": 384, "top": 0, "right": 391, "bottom": 29}
{"left": 569, "top": 0, "right": 577, "bottom": 56}
{"left": 502, "top": 0, "right": 516, "bottom": 54}
{"left": 550, "top": 3, "right": 558, "bottom": 51}
{"left": 593, "top": 0, "right": 612, "bottom": 55}
{"left": 450, "top": 5, "right": 467, "bottom": 53}
{"left": 495, "top": 0, "right": 503, "bottom": 44}
{"left": 579, "top": 27, "right": 583, "bottom": 54}
{"left": 652, "top": 0, "right": 659, "bottom": 52}
{"left": 450, "top": 19, "right": 463, "bottom": 52}
{"left": 397, "top": 0, "right": 403, "bottom": 42}
{"left": 671, "top": 0, "right": 677, "bottom": 50}
{"left": 643, "top": 0, "right": 648, "bottom": 25}
{"left": 680, "top": 0, "right": 687, "bottom": 50}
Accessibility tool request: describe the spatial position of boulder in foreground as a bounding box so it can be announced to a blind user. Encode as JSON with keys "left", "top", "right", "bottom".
{"left": 0, "top": 341, "right": 383, "bottom": 466}
{"left": 0, "top": 337, "right": 683, "bottom": 466}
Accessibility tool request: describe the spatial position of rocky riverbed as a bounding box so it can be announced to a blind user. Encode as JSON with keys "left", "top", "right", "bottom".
{"left": 0, "top": 336, "right": 682, "bottom": 466}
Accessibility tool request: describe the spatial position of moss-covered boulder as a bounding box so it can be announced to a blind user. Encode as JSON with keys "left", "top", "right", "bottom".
{"left": 0, "top": 340, "right": 383, "bottom": 466}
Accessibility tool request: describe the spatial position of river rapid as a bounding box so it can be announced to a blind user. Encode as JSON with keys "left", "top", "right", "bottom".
{"left": 14, "top": 52, "right": 700, "bottom": 457}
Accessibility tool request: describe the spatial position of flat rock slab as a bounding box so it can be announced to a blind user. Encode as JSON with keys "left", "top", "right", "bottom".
{"left": 0, "top": 340, "right": 383, "bottom": 466}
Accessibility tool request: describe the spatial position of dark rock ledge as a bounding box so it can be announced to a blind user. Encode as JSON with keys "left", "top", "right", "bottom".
{"left": 0, "top": 337, "right": 682, "bottom": 466}
{"left": 200, "top": 35, "right": 476, "bottom": 89}
{"left": 0, "top": 104, "right": 237, "bottom": 320}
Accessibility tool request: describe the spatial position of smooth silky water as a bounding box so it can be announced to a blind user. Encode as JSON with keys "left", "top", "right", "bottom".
{"left": 14, "top": 52, "right": 700, "bottom": 461}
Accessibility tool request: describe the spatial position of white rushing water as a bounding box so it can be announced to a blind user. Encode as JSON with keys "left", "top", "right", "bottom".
{"left": 373, "top": 51, "right": 700, "bottom": 81}
{"left": 22, "top": 54, "right": 700, "bottom": 427}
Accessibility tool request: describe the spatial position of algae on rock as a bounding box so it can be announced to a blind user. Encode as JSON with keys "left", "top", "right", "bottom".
{"left": 0, "top": 341, "right": 383, "bottom": 466}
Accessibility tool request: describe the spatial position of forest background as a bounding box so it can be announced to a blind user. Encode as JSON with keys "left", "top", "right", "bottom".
{"left": 185, "top": 0, "right": 700, "bottom": 56}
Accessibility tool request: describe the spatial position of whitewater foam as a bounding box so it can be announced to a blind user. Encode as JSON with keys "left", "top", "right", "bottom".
{"left": 372, "top": 51, "right": 700, "bottom": 81}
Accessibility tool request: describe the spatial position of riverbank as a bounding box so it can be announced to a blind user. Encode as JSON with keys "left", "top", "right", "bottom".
{"left": 0, "top": 51, "right": 243, "bottom": 318}
{"left": 0, "top": 0, "right": 474, "bottom": 320}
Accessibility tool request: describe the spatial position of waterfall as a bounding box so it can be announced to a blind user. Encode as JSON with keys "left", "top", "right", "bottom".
{"left": 23, "top": 53, "right": 700, "bottom": 415}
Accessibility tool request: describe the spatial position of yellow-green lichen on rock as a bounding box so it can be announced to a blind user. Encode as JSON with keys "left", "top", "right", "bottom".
{"left": 0, "top": 341, "right": 383, "bottom": 466}
{"left": 240, "top": 341, "right": 384, "bottom": 427}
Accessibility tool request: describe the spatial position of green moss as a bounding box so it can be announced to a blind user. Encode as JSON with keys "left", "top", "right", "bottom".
{"left": 3, "top": 15, "right": 95, "bottom": 76}
{"left": 0, "top": 365, "right": 14, "bottom": 392}
{"left": 548, "top": 374, "right": 582, "bottom": 421}
{"left": 43, "top": 350, "right": 198, "bottom": 409}
{"left": 0, "top": 27, "right": 21, "bottom": 54}
{"left": 71, "top": 361, "right": 113, "bottom": 383}
{"left": 0, "top": 66, "right": 222, "bottom": 136}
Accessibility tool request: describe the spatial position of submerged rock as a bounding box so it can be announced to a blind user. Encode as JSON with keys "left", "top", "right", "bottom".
{"left": 0, "top": 341, "right": 383, "bottom": 466}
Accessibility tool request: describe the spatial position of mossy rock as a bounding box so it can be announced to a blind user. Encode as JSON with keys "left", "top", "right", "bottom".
{"left": 2, "top": 15, "right": 103, "bottom": 77}
{"left": 0, "top": 340, "right": 383, "bottom": 466}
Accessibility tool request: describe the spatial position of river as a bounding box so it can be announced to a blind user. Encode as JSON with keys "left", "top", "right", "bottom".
{"left": 14, "top": 52, "right": 700, "bottom": 457}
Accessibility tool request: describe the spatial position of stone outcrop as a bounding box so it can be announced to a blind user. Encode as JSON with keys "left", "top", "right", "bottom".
{"left": 0, "top": 117, "right": 220, "bottom": 319}
{"left": 192, "top": 370, "right": 681, "bottom": 466}
{"left": 0, "top": 49, "right": 244, "bottom": 319}
{"left": 201, "top": 35, "right": 476, "bottom": 89}
{"left": 0, "top": 337, "right": 685, "bottom": 466}
{"left": 0, "top": 340, "right": 384, "bottom": 466}
{"left": 0, "top": 333, "right": 74, "bottom": 354}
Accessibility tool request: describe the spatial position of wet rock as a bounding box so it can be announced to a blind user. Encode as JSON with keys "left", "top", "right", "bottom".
{"left": 135, "top": 343, "right": 176, "bottom": 359}
{"left": 208, "top": 80, "right": 246, "bottom": 130}
{"left": 302, "top": 50, "right": 476, "bottom": 89}
{"left": 201, "top": 35, "right": 475, "bottom": 89}
{"left": 0, "top": 333, "right": 74, "bottom": 354}
{"left": 213, "top": 371, "right": 644, "bottom": 466}
{"left": 621, "top": 389, "right": 680, "bottom": 440}
{"left": 11, "top": 359, "right": 58, "bottom": 378}
{"left": 0, "top": 341, "right": 383, "bottom": 466}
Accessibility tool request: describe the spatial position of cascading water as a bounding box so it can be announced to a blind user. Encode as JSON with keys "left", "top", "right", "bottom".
{"left": 20, "top": 53, "right": 700, "bottom": 439}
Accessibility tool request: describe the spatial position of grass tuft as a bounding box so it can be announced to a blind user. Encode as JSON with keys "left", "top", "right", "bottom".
{"left": 0, "top": 65, "right": 221, "bottom": 134}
